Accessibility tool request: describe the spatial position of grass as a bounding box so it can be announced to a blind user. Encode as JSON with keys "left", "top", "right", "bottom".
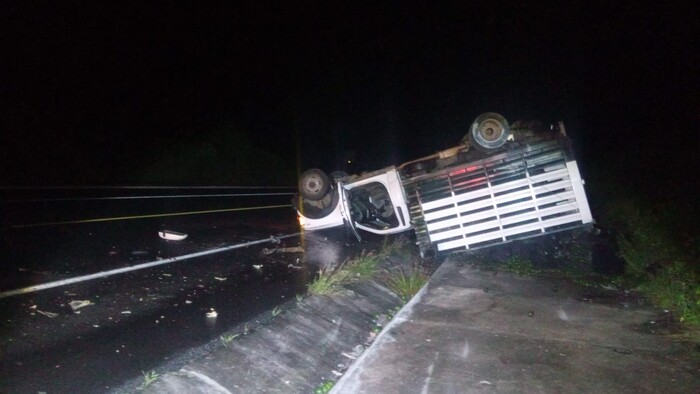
{"left": 272, "top": 306, "right": 283, "bottom": 317}
{"left": 502, "top": 256, "right": 539, "bottom": 276}
{"left": 603, "top": 198, "right": 700, "bottom": 341}
{"left": 306, "top": 239, "right": 430, "bottom": 303}
{"left": 140, "top": 370, "right": 159, "bottom": 389}
{"left": 384, "top": 265, "right": 429, "bottom": 302}
{"left": 307, "top": 264, "right": 353, "bottom": 296}
{"left": 638, "top": 262, "right": 700, "bottom": 325}
{"left": 307, "top": 250, "right": 385, "bottom": 296}
{"left": 313, "top": 380, "right": 335, "bottom": 394}
{"left": 220, "top": 333, "right": 239, "bottom": 347}
{"left": 371, "top": 306, "right": 402, "bottom": 333}
{"left": 345, "top": 250, "right": 381, "bottom": 280}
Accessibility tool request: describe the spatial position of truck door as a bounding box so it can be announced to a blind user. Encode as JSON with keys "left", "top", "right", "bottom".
{"left": 339, "top": 183, "right": 362, "bottom": 241}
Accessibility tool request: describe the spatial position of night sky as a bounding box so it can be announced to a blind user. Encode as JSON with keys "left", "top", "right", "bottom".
{"left": 1, "top": 3, "right": 696, "bottom": 192}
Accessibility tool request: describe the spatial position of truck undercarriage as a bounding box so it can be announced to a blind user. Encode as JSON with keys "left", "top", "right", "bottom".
{"left": 293, "top": 113, "right": 593, "bottom": 257}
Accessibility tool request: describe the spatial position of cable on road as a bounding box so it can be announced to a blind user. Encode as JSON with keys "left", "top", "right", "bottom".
{"left": 0, "top": 232, "right": 302, "bottom": 299}
{"left": 11, "top": 204, "right": 292, "bottom": 229}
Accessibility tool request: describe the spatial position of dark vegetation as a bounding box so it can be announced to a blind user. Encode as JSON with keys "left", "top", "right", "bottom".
{"left": 600, "top": 195, "right": 699, "bottom": 334}
{"left": 574, "top": 166, "right": 699, "bottom": 344}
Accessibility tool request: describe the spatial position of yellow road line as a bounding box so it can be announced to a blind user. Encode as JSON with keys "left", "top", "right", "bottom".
{"left": 11, "top": 204, "right": 291, "bottom": 228}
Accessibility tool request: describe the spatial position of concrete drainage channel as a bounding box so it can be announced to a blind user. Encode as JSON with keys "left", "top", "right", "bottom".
{"left": 139, "top": 265, "right": 411, "bottom": 393}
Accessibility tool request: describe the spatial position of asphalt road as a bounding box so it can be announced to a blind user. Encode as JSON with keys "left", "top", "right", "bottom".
{"left": 0, "top": 190, "right": 328, "bottom": 393}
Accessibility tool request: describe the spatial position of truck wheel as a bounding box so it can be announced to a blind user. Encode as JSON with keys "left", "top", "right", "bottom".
{"left": 299, "top": 169, "right": 331, "bottom": 201}
{"left": 468, "top": 112, "right": 511, "bottom": 152}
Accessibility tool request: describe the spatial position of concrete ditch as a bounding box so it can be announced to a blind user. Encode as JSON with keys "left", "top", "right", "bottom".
{"left": 143, "top": 264, "right": 408, "bottom": 393}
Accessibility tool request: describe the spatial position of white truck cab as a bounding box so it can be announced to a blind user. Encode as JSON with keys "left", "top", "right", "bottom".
{"left": 296, "top": 168, "right": 412, "bottom": 237}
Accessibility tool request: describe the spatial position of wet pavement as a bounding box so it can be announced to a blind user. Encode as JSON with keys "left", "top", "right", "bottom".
{"left": 0, "top": 191, "right": 345, "bottom": 393}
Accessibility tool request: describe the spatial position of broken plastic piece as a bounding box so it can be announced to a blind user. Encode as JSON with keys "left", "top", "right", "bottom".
{"left": 37, "top": 310, "right": 59, "bottom": 318}
{"left": 158, "top": 230, "right": 188, "bottom": 241}
{"left": 206, "top": 308, "right": 218, "bottom": 318}
{"left": 69, "top": 300, "right": 93, "bottom": 311}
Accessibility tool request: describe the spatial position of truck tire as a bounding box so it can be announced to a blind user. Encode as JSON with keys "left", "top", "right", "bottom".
{"left": 292, "top": 191, "right": 339, "bottom": 219}
{"left": 299, "top": 168, "right": 331, "bottom": 201}
{"left": 468, "top": 112, "right": 511, "bottom": 152}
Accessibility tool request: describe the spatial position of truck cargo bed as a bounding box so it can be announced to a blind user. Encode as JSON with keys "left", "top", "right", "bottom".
{"left": 401, "top": 138, "right": 592, "bottom": 255}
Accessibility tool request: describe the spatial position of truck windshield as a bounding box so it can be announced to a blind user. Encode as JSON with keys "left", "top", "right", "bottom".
{"left": 348, "top": 182, "right": 399, "bottom": 230}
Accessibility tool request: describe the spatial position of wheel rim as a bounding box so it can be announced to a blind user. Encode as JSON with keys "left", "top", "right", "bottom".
{"left": 477, "top": 119, "right": 505, "bottom": 141}
{"left": 469, "top": 112, "right": 510, "bottom": 151}
{"left": 304, "top": 174, "right": 324, "bottom": 194}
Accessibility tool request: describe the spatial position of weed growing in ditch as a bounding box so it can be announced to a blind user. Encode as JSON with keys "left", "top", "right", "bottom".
{"left": 140, "top": 370, "right": 159, "bottom": 389}
{"left": 371, "top": 306, "right": 402, "bottom": 333}
{"left": 313, "top": 380, "right": 335, "bottom": 394}
{"left": 272, "top": 306, "right": 283, "bottom": 317}
{"left": 502, "top": 256, "right": 539, "bottom": 276}
{"left": 307, "top": 264, "right": 352, "bottom": 296}
{"left": 345, "top": 250, "right": 381, "bottom": 280}
{"left": 385, "top": 265, "right": 429, "bottom": 302}
{"left": 220, "top": 333, "right": 239, "bottom": 348}
{"left": 307, "top": 244, "right": 427, "bottom": 300}
{"left": 307, "top": 251, "right": 385, "bottom": 296}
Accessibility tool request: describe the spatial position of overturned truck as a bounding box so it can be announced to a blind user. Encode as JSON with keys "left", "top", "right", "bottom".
{"left": 293, "top": 112, "right": 593, "bottom": 258}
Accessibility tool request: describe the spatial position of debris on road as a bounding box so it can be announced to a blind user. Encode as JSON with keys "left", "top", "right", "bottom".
{"left": 206, "top": 308, "right": 218, "bottom": 318}
{"left": 214, "top": 276, "right": 227, "bottom": 281}
{"left": 37, "top": 310, "right": 59, "bottom": 318}
{"left": 261, "top": 246, "right": 304, "bottom": 255}
{"left": 341, "top": 345, "right": 365, "bottom": 360}
{"left": 158, "top": 230, "right": 188, "bottom": 241}
{"left": 69, "top": 300, "right": 93, "bottom": 311}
